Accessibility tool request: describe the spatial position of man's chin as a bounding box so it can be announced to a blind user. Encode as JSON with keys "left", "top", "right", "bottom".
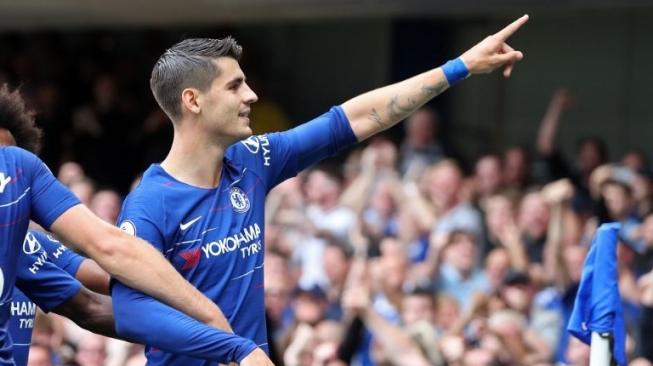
{"left": 240, "top": 127, "right": 253, "bottom": 139}
{"left": 229, "top": 129, "right": 253, "bottom": 144}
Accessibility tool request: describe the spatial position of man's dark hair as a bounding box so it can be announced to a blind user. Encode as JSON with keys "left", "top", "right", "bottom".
{"left": 576, "top": 136, "right": 608, "bottom": 163}
{"left": 324, "top": 237, "right": 354, "bottom": 260}
{"left": 404, "top": 286, "right": 436, "bottom": 305}
{"left": 0, "top": 84, "right": 42, "bottom": 153}
{"left": 150, "top": 37, "right": 243, "bottom": 120}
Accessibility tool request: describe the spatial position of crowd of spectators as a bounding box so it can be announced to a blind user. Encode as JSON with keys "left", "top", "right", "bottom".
{"left": 259, "top": 89, "right": 653, "bottom": 366}
{"left": 4, "top": 34, "right": 653, "bottom": 366}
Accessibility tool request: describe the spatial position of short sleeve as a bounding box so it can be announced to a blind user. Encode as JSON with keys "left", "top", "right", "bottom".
{"left": 29, "top": 230, "right": 85, "bottom": 277}
{"left": 15, "top": 148, "right": 80, "bottom": 229}
{"left": 15, "top": 246, "right": 82, "bottom": 312}
{"left": 229, "top": 106, "right": 356, "bottom": 191}
{"left": 117, "top": 196, "right": 167, "bottom": 254}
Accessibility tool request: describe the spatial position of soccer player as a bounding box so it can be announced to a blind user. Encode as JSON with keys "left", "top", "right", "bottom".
{"left": 14, "top": 229, "right": 267, "bottom": 365}
{"left": 0, "top": 86, "right": 266, "bottom": 365}
{"left": 12, "top": 229, "right": 264, "bottom": 365}
{"left": 114, "top": 15, "right": 529, "bottom": 365}
{"left": 10, "top": 230, "right": 113, "bottom": 366}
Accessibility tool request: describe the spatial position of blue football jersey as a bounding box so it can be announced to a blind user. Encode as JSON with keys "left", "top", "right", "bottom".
{"left": 27, "top": 231, "right": 85, "bottom": 278}
{"left": 117, "top": 106, "right": 356, "bottom": 365}
{"left": 10, "top": 231, "right": 83, "bottom": 366}
{"left": 0, "top": 147, "right": 80, "bottom": 365}
{"left": 6, "top": 290, "right": 34, "bottom": 366}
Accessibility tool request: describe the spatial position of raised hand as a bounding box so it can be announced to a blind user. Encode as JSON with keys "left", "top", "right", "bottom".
{"left": 550, "top": 88, "right": 575, "bottom": 111}
{"left": 541, "top": 178, "right": 574, "bottom": 204}
{"left": 342, "top": 285, "right": 371, "bottom": 315}
{"left": 460, "top": 15, "right": 529, "bottom": 77}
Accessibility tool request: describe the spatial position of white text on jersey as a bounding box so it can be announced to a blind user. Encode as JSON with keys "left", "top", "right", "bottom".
{"left": 28, "top": 251, "right": 48, "bottom": 275}
{"left": 201, "top": 223, "right": 262, "bottom": 259}
{"left": 259, "top": 135, "right": 271, "bottom": 166}
{"left": 0, "top": 172, "right": 11, "bottom": 193}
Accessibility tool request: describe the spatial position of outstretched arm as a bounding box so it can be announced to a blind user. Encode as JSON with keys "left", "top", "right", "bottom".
{"left": 75, "top": 259, "right": 111, "bottom": 295}
{"left": 50, "top": 205, "right": 232, "bottom": 332}
{"left": 53, "top": 288, "right": 117, "bottom": 338}
{"left": 111, "top": 282, "right": 272, "bottom": 365}
{"left": 22, "top": 146, "right": 233, "bottom": 334}
{"left": 342, "top": 15, "right": 528, "bottom": 141}
{"left": 31, "top": 230, "right": 112, "bottom": 296}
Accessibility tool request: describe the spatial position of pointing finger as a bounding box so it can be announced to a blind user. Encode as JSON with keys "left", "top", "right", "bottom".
{"left": 495, "top": 14, "right": 529, "bottom": 41}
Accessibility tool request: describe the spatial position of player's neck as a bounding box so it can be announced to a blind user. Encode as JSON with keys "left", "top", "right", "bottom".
{"left": 160, "top": 131, "right": 226, "bottom": 189}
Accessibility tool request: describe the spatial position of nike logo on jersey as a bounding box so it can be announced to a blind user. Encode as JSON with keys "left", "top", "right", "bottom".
{"left": 0, "top": 172, "right": 12, "bottom": 193}
{"left": 180, "top": 216, "right": 202, "bottom": 231}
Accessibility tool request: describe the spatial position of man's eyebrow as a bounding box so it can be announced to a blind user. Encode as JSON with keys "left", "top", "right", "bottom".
{"left": 226, "top": 76, "right": 245, "bottom": 86}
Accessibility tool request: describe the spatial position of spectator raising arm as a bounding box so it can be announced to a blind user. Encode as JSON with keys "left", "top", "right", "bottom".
{"left": 541, "top": 179, "right": 576, "bottom": 288}
{"left": 339, "top": 146, "right": 380, "bottom": 214}
{"left": 342, "top": 286, "right": 431, "bottom": 366}
{"left": 536, "top": 89, "right": 574, "bottom": 157}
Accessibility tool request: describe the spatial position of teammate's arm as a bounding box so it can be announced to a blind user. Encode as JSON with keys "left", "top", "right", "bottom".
{"left": 19, "top": 146, "right": 231, "bottom": 332}
{"left": 341, "top": 15, "right": 528, "bottom": 142}
{"left": 49, "top": 205, "right": 232, "bottom": 331}
{"left": 111, "top": 282, "right": 273, "bottom": 365}
{"left": 52, "top": 288, "right": 117, "bottom": 338}
{"left": 74, "top": 259, "right": 110, "bottom": 295}
{"left": 34, "top": 230, "right": 111, "bottom": 295}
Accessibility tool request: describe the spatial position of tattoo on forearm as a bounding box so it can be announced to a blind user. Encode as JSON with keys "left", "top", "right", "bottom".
{"left": 366, "top": 79, "right": 449, "bottom": 131}
{"left": 422, "top": 79, "right": 449, "bottom": 98}
{"left": 387, "top": 95, "right": 418, "bottom": 122}
{"left": 368, "top": 108, "right": 384, "bottom": 129}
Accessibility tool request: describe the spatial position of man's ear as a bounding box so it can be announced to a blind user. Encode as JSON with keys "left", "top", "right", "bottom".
{"left": 181, "top": 88, "right": 201, "bottom": 115}
{"left": 0, "top": 128, "right": 16, "bottom": 146}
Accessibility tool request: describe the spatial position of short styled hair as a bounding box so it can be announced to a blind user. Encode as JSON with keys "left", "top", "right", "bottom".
{"left": 0, "top": 84, "right": 43, "bottom": 153}
{"left": 150, "top": 37, "right": 243, "bottom": 120}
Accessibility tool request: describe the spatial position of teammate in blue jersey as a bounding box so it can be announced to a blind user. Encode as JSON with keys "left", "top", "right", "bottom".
{"left": 114, "top": 15, "right": 530, "bottom": 366}
{"left": 0, "top": 85, "right": 265, "bottom": 365}
{"left": 10, "top": 231, "right": 113, "bottom": 366}
{"left": 13, "top": 230, "right": 259, "bottom": 366}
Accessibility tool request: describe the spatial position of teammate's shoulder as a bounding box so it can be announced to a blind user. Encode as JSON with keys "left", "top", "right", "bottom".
{"left": 2, "top": 145, "right": 29, "bottom": 154}
{"left": 0, "top": 147, "right": 49, "bottom": 180}
{"left": 0, "top": 146, "right": 39, "bottom": 162}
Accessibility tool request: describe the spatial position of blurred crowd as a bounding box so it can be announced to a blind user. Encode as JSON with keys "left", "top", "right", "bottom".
{"left": 5, "top": 36, "right": 653, "bottom": 366}
{"left": 260, "top": 90, "right": 653, "bottom": 366}
{"left": 0, "top": 33, "right": 198, "bottom": 194}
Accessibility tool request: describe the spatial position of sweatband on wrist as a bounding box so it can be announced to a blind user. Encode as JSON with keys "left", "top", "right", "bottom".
{"left": 441, "top": 58, "right": 470, "bottom": 86}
